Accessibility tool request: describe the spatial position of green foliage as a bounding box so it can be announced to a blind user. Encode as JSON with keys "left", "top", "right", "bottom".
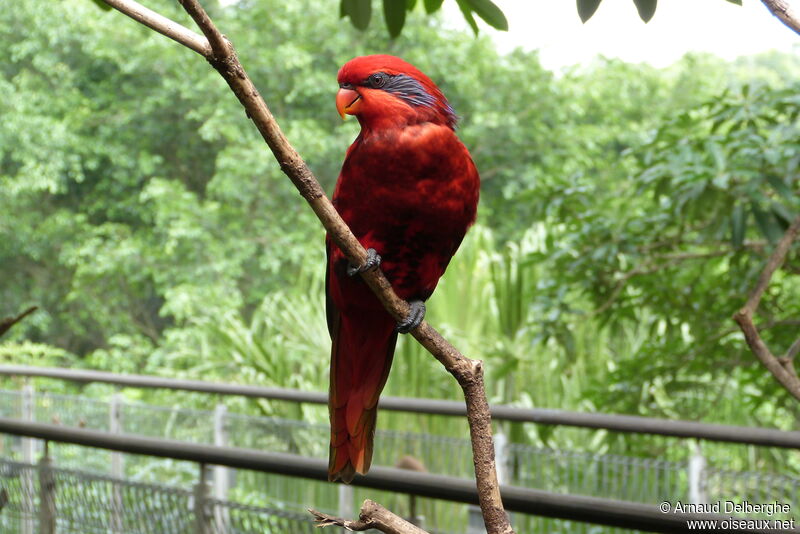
{"left": 632, "top": 0, "right": 657, "bottom": 23}
{"left": 637, "top": 84, "right": 800, "bottom": 246}
{"left": 0, "top": 342, "right": 77, "bottom": 368}
{"left": 341, "top": 0, "right": 372, "bottom": 31}
{"left": 2, "top": 0, "right": 800, "bottom": 480}
{"left": 383, "top": 0, "right": 407, "bottom": 37}
{"left": 578, "top": 0, "right": 741, "bottom": 23}
{"left": 340, "top": 0, "right": 506, "bottom": 36}
{"left": 533, "top": 80, "right": 800, "bottom": 425}
{"left": 577, "top": 0, "right": 603, "bottom": 23}
{"left": 340, "top": 0, "right": 745, "bottom": 33}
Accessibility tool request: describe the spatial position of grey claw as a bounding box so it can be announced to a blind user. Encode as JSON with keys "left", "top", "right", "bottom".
{"left": 347, "top": 248, "right": 382, "bottom": 277}
{"left": 396, "top": 300, "right": 425, "bottom": 334}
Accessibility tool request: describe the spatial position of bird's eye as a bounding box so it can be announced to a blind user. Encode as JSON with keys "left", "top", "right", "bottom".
{"left": 367, "top": 73, "right": 388, "bottom": 88}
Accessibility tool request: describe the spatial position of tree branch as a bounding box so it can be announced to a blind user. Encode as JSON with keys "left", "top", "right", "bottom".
{"left": 733, "top": 215, "right": 800, "bottom": 402}
{"left": 786, "top": 337, "right": 800, "bottom": 360}
{"left": 761, "top": 0, "right": 800, "bottom": 35}
{"left": 0, "top": 307, "right": 37, "bottom": 339}
{"left": 310, "top": 500, "right": 429, "bottom": 534}
{"left": 100, "top": 1, "right": 512, "bottom": 532}
{"left": 102, "top": 0, "right": 210, "bottom": 54}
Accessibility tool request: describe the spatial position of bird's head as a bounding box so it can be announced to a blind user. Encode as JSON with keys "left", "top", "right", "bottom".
{"left": 336, "top": 55, "right": 457, "bottom": 130}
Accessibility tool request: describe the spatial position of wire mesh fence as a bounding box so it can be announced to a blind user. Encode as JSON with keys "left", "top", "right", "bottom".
{"left": 0, "top": 459, "right": 320, "bottom": 534}
{"left": 508, "top": 444, "right": 688, "bottom": 504}
{"left": 209, "top": 497, "right": 320, "bottom": 534}
{"left": 0, "top": 387, "right": 798, "bottom": 533}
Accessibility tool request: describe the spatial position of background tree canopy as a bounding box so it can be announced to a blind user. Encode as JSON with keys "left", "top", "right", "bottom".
{"left": 1, "top": 0, "right": 799, "bottom": 473}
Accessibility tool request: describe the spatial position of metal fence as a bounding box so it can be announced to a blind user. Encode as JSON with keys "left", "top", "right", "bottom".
{"left": 9, "top": 387, "right": 800, "bottom": 505}
{"left": 6, "top": 417, "right": 779, "bottom": 534}
{"left": 0, "top": 384, "right": 798, "bottom": 533}
{"left": 0, "top": 458, "right": 319, "bottom": 534}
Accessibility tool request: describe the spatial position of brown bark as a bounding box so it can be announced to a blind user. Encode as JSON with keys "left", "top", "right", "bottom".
{"left": 761, "top": 0, "right": 800, "bottom": 35}
{"left": 733, "top": 215, "right": 800, "bottom": 402}
{"left": 0, "top": 307, "right": 37, "bottom": 339}
{"left": 98, "top": 0, "right": 513, "bottom": 532}
{"left": 310, "top": 500, "right": 429, "bottom": 534}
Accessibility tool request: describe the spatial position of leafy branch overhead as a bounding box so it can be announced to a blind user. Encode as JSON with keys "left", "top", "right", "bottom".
{"left": 88, "top": 0, "right": 792, "bottom": 34}
{"left": 578, "top": 0, "right": 745, "bottom": 23}
{"left": 340, "top": 0, "right": 799, "bottom": 36}
{"left": 340, "top": 0, "right": 507, "bottom": 37}
{"left": 341, "top": 0, "right": 800, "bottom": 34}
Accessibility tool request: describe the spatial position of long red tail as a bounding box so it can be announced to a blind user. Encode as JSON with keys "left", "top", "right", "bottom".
{"left": 328, "top": 309, "right": 397, "bottom": 483}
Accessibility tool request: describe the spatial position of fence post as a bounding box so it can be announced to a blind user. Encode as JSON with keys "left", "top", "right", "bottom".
{"left": 193, "top": 464, "right": 212, "bottom": 534}
{"left": 109, "top": 393, "right": 124, "bottom": 534}
{"left": 21, "top": 384, "right": 34, "bottom": 534}
{"left": 338, "top": 484, "right": 354, "bottom": 523}
{"left": 38, "top": 444, "right": 56, "bottom": 534}
{"left": 213, "top": 404, "right": 229, "bottom": 529}
{"left": 688, "top": 442, "right": 707, "bottom": 505}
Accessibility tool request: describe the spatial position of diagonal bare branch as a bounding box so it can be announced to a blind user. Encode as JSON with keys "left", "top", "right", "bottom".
{"left": 177, "top": 0, "right": 229, "bottom": 56}
{"left": 733, "top": 215, "right": 800, "bottom": 402}
{"left": 102, "top": 0, "right": 210, "bottom": 54}
{"left": 0, "top": 307, "right": 38, "bottom": 339}
{"left": 786, "top": 337, "right": 800, "bottom": 361}
{"left": 761, "top": 0, "right": 800, "bottom": 35}
{"left": 310, "top": 500, "right": 429, "bottom": 534}
{"left": 100, "top": 0, "right": 513, "bottom": 532}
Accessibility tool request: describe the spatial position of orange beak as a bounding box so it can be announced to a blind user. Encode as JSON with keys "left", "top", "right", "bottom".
{"left": 336, "top": 88, "right": 361, "bottom": 119}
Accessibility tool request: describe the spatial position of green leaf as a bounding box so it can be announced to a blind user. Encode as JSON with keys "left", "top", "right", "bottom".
{"left": 765, "top": 174, "right": 795, "bottom": 202}
{"left": 577, "top": 0, "right": 603, "bottom": 23}
{"left": 751, "top": 201, "right": 784, "bottom": 243}
{"left": 492, "top": 355, "right": 519, "bottom": 380}
{"left": 383, "top": 0, "right": 407, "bottom": 37}
{"left": 342, "top": 0, "right": 372, "bottom": 30}
{"left": 423, "top": 0, "right": 444, "bottom": 13}
{"left": 464, "top": 0, "right": 508, "bottom": 30}
{"left": 632, "top": 0, "right": 657, "bottom": 22}
{"left": 770, "top": 202, "right": 796, "bottom": 228}
{"left": 455, "top": 0, "right": 479, "bottom": 34}
{"left": 730, "top": 203, "right": 746, "bottom": 249}
{"left": 726, "top": 0, "right": 742, "bottom": 5}
{"left": 90, "top": 0, "right": 112, "bottom": 11}
{"left": 406, "top": 0, "right": 418, "bottom": 10}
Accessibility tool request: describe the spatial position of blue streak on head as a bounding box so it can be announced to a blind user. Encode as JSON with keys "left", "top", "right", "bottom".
{"left": 384, "top": 74, "right": 437, "bottom": 108}
{"left": 362, "top": 71, "right": 458, "bottom": 128}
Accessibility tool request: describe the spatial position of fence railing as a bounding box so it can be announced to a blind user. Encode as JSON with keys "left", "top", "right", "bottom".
{"left": 2, "top": 365, "right": 799, "bottom": 448}
{"left": 0, "top": 416, "right": 787, "bottom": 534}
{"left": 7, "top": 385, "right": 800, "bottom": 513}
{"left": 1, "top": 366, "right": 799, "bottom": 533}
{"left": 0, "top": 458, "right": 319, "bottom": 534}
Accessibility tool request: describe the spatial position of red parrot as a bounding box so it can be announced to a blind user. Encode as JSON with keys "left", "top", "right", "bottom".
{"left": 326, "top": 55, "right": 480, "bottom": 483}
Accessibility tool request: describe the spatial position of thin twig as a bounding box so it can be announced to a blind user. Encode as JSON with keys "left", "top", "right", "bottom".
{"left": 786, "top": 338, "right": 800, "bottom": 361}
{"left": 0, "top": 307, "right": 37, "bottom": 339}
{"left": 102, "top": 0, "right": 209, "bottom": 54}
{"left": 733, "top": 215, "right": 800, "bottom": 402}
{"left": 310, "top": 500, "right": 429, "bottom": 534}
{"left": 100, "top": 0, "right": 512, "bottom": 532}
{"left": 761, "top": 0, "right": 800, "bottom": 35}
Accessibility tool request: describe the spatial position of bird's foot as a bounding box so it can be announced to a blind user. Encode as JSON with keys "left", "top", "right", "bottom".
{"left": 347, "top": 248, "right": 381, "bottom": 277}
{"left": 396, "top": 300, "right": 425, "bottom": 334}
